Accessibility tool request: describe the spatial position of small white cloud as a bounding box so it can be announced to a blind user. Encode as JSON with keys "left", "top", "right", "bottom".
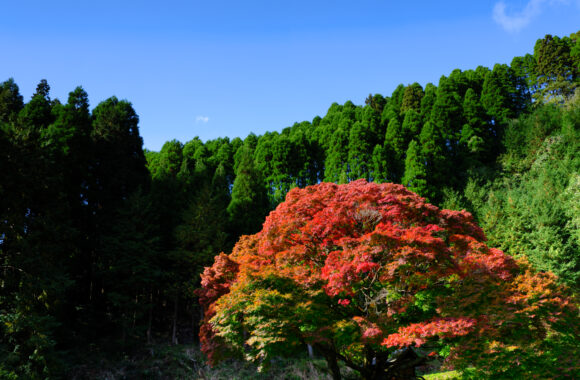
{"left": 493, "top": 0, "right": 568, "bottom": 33}
{"left": 196, "top": 116, "right": 209, "bottom": 123}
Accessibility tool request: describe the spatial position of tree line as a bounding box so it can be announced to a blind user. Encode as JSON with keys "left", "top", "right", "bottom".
{"left": 0, "top": 31, "right": 578, "bottom": 377}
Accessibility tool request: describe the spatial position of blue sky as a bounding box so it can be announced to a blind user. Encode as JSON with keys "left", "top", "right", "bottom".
{"left": 1, "top": 1, "right": 578, "bottom": 151}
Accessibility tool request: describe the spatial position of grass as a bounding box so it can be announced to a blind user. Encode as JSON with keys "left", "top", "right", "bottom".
{"left": 68, "top": 343, "right": 462, "bottom": 379}
{"left": 423, "top": 370, "right": 461, "bottom": 380}
{"left": 67, "top": 344, "right": 344, "bottom": 379}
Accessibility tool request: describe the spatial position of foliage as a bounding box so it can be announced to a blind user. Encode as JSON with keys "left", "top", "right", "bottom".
{"left": 228, "top": 142, "right": 270, "bottom": 237}
{"left": 534, "top": 33, "right": 578, "bottom": 103}
{"left": 466, "top": 99, "right": 580, "bottom": 289}
{"left": 198, "top": 180, "right": 579, "bottom": 379}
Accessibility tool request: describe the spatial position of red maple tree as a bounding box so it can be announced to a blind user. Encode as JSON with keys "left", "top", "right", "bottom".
{"left": 196, "top": 180, "right": 579, "bottom": 379}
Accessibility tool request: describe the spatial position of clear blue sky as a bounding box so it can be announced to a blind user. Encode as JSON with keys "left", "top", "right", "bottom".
{"left": 1, "top": 0, "right": 578, "bottom": 151}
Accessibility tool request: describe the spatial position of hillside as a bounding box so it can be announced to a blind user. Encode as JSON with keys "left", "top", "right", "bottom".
{"left": 0, "top": 31, "right": 578, "bottom": 379}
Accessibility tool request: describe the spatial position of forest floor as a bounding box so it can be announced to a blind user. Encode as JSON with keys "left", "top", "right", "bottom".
{"left": 67, "top": 343, "right": 458, "bottom": 379}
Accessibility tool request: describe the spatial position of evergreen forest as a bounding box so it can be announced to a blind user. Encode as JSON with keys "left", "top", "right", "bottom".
{"left": 1, "top": 31, "right": 579, "bottom": 379}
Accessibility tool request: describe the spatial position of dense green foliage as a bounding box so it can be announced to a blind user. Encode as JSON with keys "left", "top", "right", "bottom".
{"left": 0, "top": 31, "right": 578, "bottom": 378}
{"left": 458, "top": 97, "right": 580, "bottom": 288}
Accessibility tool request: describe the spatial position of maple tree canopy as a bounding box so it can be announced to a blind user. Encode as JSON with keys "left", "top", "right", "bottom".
{"left": 197, "top": 180, "right": 579, "bottom": 379}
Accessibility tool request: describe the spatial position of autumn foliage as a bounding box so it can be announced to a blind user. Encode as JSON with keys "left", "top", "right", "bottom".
{"left": 196, "top": 180, "right": 579, "bottom": 379}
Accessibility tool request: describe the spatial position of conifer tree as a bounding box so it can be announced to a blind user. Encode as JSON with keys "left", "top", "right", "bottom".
{"left": 460, "top": 88, "right": 489, "bottom": 165}
{"left": 324, "top": 124, "right": 350, "bottom": 182}
{"left": 401, "top": 108, "right": 422, "bottom": 145}
{"left": 348, "top": 120, "right": 372, "bottom": 181}
{"left": 430, "top": 75, "right": 463, "bottom": 146}
{"left": 401, "top": 140, "right": 430, "bottom": 199}
{"left": 158, "top": 139, "right": 183, "bottom": 177}
{"left": 420, "top": 83, "right": 437, "bottom": 122}
{"left": 228, "top": 144, "right": 269, "bottom": 237}
{"left": 371, "top": 144, "right": 389, "bottom": 183}
{"left": 511, "top": 54, "right": 538, "bottom": 101}
{"left": 534, "top": 33, "right": 578, "bottom": 102}
{"left": 419, "top": 121, "right": 447, "bottom": 200}
{"left": 400, "top": 82, "right": 424, "bottom": 113}
{"left": 0, "top": 78, "right": 24, "bottom": 123}
{"left": 381, "top": 84, "right": 405, "bottom": 124}
{"left": 383, "top": 118, "right": 405, "bottom": 182}
{"left": 17, "top": 79, "right": 54, "bottom": 140}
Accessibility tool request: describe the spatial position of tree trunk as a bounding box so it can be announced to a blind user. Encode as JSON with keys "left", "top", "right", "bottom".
{"left": 382, "top": 347, "right": 425, "bottom": 380}
{"left": 317, "top": 345, "right": 341, "bottom": 380}
{"left": 199, "top": 307, "right": 204, "bottom": 349}
{"left": 146, "top": 287, "right": 153, "bottom": 344}
{"left": 326, "top": 352, "right": 341, "bottom": 380}
{"left": 132, "top": 293, "right": 138, "bottom": 330}
{"left": 171, "top": 296, "right": 178, "bottom": 345}
{"left": 307, "top": 343, "right": 314, "bottom": 358}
